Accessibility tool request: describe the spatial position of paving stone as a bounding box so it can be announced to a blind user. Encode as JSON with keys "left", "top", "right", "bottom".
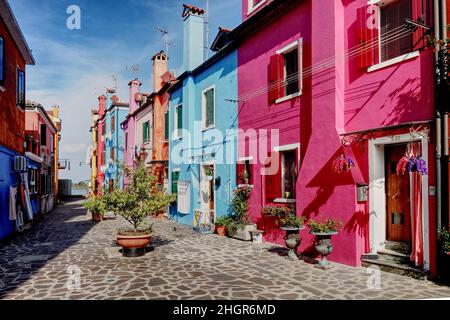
{"left": 1, "top": 200, "right": 450, "bottom": 300}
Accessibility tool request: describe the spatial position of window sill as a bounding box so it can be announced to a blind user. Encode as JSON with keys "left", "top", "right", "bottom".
{"left": 202, "top": 125, "right": 215, "bottom": 132}
{"left": 172, "top": 136, "right": 183, "bottom": 142}
{"left": 367, "top": 51, "right": 420, "bottom": 73}
{"left": 275, "top": 91, "right": 302, "bottom": 104}
{"left": 273, "top": 198, "right": 296, "bottom": 204}
{"left": 247, "top": 0, "right": 267, "bottom": 15}
{"left": 238, "top": 184, "right": 254, "bottom": 188}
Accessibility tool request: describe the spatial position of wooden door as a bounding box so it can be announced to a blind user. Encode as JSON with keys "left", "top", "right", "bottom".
{"left": 385, "top": 145, "right": 411, "bottom": 243}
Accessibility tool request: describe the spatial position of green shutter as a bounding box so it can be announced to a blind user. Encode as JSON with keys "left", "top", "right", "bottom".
{"left": 164, "top": 112, "right": 169, "bottom": 140}
{"left": 143, "top": 121, "right": 149, "bottom": 142}
{"left": 171, "top": 171, "right": 180, "bottom": 194}
{"left": 205, "top": 89, "right": 214, "bottom": 128}
{"left": 177, "top": 106, "right": 183, "bottom": 135}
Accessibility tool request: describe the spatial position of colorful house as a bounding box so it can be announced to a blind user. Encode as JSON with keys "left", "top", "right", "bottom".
{"left": 89, "top": 109, "right": 99, "bottom": 196}
{"left": 235, "top": 0, "right": 437, "bottom": 276}
{"left": 0, "top": 0, "right": 35, "bottom": 240}
{"left": 25, "top": 102, "right": 59, "bottom": 214}
{"left": 168, "top": 4, "right": 239, "bottom": 227}
{"left": 104, "top": 92, "right": 128, "bottom": 191}
{"left": 96, "top": 94, "right": 107, "bottom": 194}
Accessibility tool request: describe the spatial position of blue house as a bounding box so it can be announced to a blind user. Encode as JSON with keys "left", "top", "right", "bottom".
{"left": 168, "top": 5, "right": 238, "bottom": 228}
{"left": 103, "top": 92, "right": 129, "bottom": 191}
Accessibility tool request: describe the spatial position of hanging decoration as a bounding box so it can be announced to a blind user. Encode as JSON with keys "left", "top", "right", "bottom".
{"left": 332, "top": 154, "right": 355, "bottom": 174}
{"left": 396, "top": 142, "right": 428, "bottom": 176}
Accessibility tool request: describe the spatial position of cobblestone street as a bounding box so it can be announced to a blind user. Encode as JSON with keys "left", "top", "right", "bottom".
{"left": 0, "top": 200, "right": 450, "bottom": 300}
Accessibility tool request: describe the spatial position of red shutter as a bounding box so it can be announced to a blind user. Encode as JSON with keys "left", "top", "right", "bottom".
{"left": 268, "top": 54, "right": 284, "bottom": 104}
{"left": 412, "top": 0, "right": 426, "bottom": 50}
{"left": 265, "top": 152, "right": 281, "bottom": 201}
{"left": 356, "top": 5, "right": 379, "bottom": 68}
{"left": 236, "top": 162, "right": 245, "bottom": 185}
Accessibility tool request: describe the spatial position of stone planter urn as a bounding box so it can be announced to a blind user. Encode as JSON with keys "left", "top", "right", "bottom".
{"left": 311, "top": 232, "right": 338, "bottom": 269}
{"left": 281, "top": 226, "right": 305, "bottom": 260}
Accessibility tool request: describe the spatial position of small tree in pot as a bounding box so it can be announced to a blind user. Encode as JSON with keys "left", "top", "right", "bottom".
{"left": 104, "top": 162, "right": 176, "bottom": 257}
{"left": 215, "top": 216, "right": 230, "bottom": 236}
{"left": 83, "top": 197, "right": 106, "bottom": 222}
{"left": 227, "top": 185, "right": 256, "bottom": 241}
{"left": 309, "top": 218, "right": 343, "bottom": 269}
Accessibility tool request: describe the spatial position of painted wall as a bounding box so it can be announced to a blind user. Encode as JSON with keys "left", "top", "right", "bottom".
{"left": 135, "top": 105, "right": 153, "bottom": 165}
{"left": 169, "top": 49, "right": 239, "bottom": 226}
{"left": 96, "top": 95, "right": 107, "bottom": 193}
{"left": 237, "top": 0, "right": 436, "bottom": 269}
{"left": 0, "top": 145, "right": 19, "bottom": 241}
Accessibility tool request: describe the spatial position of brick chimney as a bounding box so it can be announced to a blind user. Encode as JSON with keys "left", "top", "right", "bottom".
{"left": 182, "top": 4, "right": 205, "bottom": 71}
{"left": 128, "top": 78, "right": 142, "bottom": 114}
{"left": 98, "top": 95, "right": 107, "bottom": 117}
{"left": 152, "top": 51, "right": 168, "bottom": 93}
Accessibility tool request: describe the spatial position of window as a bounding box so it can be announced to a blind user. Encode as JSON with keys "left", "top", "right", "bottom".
{"left": 17, "top": 69, "right": 25, "bottom": 107}
{"left": 281, "top": 150, "right": 297, "bottom": 199}
{"left": 40, "top": 124, "right": 47, "bottom": 147}
{"left": 357, "top": 0, "right": 425, "bottom": 68}
{"left": 237, "top": 160, "right": 254, "bottom": 185}
{"left": 202, "top": 87, "right": 215, "bottom": 129}
{"left": 174, "top": 105, "right": 183, "bottom": 138}
{"left": 29, "top": 169, "right": 39, "bottom": 194}
{"left": 172, "top": 170, "right": 180, "bottom": 194}
{"left": 269, "top": 40, "right": 303, "bottom": 103}
{"left": 380, "top": 0, "right": 413, "bottom": 62}
{"left": 143, "top": 121, "right": 150, "bottom": 143}
{"left": 164, "top": 112, "right": 169, "bottom": 140}
{"left": 0, "top": 37, "right": 4, "bottom": 84}
{"left": 125, "top": 132, "right": 128, "bottom": 152}
{"left": 111, "top": 116, "right": 115, "bottom": 133}
{"left": 110, "top": 148, "right": 115, "bottom": 161}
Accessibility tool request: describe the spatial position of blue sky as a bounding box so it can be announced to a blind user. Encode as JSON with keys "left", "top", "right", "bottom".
{"left": 9, "top": 0, "right": 241, "bottom": 183}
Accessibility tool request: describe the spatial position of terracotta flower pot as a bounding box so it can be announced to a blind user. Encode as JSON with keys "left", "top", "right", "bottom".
{"left": 117, "top": 233, "right": 152, "bottom": 257}
{"left": 215, "top": 225, "right": 227, "bottom": 236}
{"left": 92, "top": 212, "right": 104, "bottom": 222}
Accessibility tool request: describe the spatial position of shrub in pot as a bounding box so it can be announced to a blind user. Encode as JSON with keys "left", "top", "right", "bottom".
{"left": 308, "top": 218, "right": 343, "bottom": 269}
{"left": 83, "top": 197, "right": 106, "bottom": 222}
{"left": 227, "top": 185, "right": 256, "bottom": 241}
{"left": 279, "top": 214, "right": 306, "bottom": 260}
{"left": 215, "top": 216, "right": 230, "bottom": 236}
{"left": 438, "top": 228, "right": 450, "bottom": 255}
{"left": 103, "top": 162, "right": 176, "bottom": 257}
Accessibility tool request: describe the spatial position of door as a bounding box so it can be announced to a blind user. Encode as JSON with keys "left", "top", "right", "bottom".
{"left": 385, "top": 144, "right": 411, "bottom": 243}
{"left": 200, "top": 164, "right": 215, "bottom": 225}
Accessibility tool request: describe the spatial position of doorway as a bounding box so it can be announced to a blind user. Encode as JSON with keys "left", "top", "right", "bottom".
{"left": 200, "top": 164, "right": 215, "bottom": 224}
{"left": 385, "top": 144, "right": 411, "bottom": 244}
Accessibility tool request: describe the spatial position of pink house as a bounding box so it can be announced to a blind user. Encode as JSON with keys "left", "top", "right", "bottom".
{"left": 237, "top": 0, "right": 437, "bottom": 276}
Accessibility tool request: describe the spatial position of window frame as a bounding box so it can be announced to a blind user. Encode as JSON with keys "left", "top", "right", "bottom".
{"left": 143, "top": 121, "right": 150, "bottom": 143}
{"left": 275, "top": 38, "right": 303, "bottom": 104}
{"left": 367, "top": 0, "right": 419, "bottom": 72}
{"left": 201, "top": 85, "right": 215, "bottom": 131}
{"left": 247, "top": 0, "right": 267, "bottom": 15}
{"left": 273, "top": 143, "right": 300, "bottom": 203}
{"left": 171, "top": 169, "right": 181, "bottom": 194}
{"left": 17, "top": 68, "right": 25, "bottom": 108}
{"left": 0, "top": 36, "right": 4, "bottom": 85}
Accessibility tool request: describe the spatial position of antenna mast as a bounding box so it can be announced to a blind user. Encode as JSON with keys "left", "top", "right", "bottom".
{"left": 155, "top": 26, "right": 173, "bottom": 56}
{"left": 205, "top": 0, "right": 210, "bottom": 59}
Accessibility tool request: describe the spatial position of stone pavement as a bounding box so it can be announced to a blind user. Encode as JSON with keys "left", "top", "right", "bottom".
{"left": 1, "top": 200, "right": 450, "bottom": 300}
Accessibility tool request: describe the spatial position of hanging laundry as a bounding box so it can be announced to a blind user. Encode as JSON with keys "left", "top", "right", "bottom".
{"left": 177, "top": 180, "right": 191, "bottom": 215}
{"left": 21, "top": 172, "right": 34, "bottom": 221}
{"left": 9, "top": 186, "right": 17, "bottom": 221}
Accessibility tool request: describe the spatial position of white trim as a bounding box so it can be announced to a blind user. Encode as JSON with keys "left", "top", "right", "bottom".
{"left": 247, "top": 0, "right": 267, "bottom": 15}
{"left": 201, "top": 85, "right": 215, "bottom": 131}
{"left": 274, "top": 143, "right": 300, "bottom": 152}
{"left": 368, "top": 51, "right": 420, "bottom": 73}
{"left": 273, "top": 198, "right": 296, "bottom": 204}
{"left": 275, "top": 92, "right": 301, "bottom": 104}
{"left": 276, "top": 40, "right": 299, "bottom": 55}
{"left": 368, "top": 132, "right": 430, "bottom": 271}
{"left": 172, "top": 168, "right": 181, "bottom": 172}
{"left": 25, "top": 152, "right": 43, "bottom": 164}
{"left": 238, "top": 156, "right": 254, "bottom": 162}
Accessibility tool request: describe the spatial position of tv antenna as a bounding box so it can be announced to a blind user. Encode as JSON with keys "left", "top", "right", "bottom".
{"left": 125, "top": 64, "right": 142, "bottom": 78}
{"left": 205, "top": 0, "right": 210, "bottom": 59}
{"left": 155, "top": 26, "right": 174, "bottom": 56}
{"left": 112, "top": 74, "right": 118, "bottom": 95}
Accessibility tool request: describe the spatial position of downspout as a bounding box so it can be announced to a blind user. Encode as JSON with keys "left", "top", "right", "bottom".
{"left": 435, "top": 0, "right": 442, "bottom": 232}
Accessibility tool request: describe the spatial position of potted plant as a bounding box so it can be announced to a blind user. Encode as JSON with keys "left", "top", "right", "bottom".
{"left": 308, "top": 218, "right": 343, "bottom": 269}
{"left": 280, "top": 214, "right": 306, "bottom": 260}
{"left": 438, "top": 228, "right": 450, "bottom": 256}
{"left": 227, "top": 185, "right": 256, "bottom": 241}
{"left": 83, "top": 197, "right": 106, "bottom": 222}
{"left": 205, "top": 166, "right": 214, "bottom": 180}
{"left": 104, "top": 162, "right": 176, "bottom": 257}
{"left": 215, "top": 216, "right": 229, "bottom": 236}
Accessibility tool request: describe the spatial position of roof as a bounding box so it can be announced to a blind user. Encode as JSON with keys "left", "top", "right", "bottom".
{"left": 0, "top": 0, "right": 35, "bottom": 65}
{"left": 25, "top": 101, "right": 58, "bottom": 133}
{"left": 182, "top": 4, "right": 205, "bottom": 17}
{"left": 211, "top": 27, "right": 232, "bottom": 52}
{"left": 152, "top": 50, "right": 168, "bottom": 61}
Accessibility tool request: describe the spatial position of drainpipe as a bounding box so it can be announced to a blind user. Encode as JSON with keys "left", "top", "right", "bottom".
{"left": 434, "top": 0, "right": 442, "bottom": 232}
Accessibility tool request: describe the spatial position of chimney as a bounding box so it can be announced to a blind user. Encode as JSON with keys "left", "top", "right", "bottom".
{"left": 152, "top": 51, "right": 168, "bottom": 92}
{"left": 98, "top": 95, "right": 107, "bottom": 117}
{"left": 128, "top": 78, "right": 142, "bottom": 114}
{"left": 52, "top": 105, "right": 60, "bottom": 118}
{"left": 182, "top": 4, "right": 205, "bottom": 71}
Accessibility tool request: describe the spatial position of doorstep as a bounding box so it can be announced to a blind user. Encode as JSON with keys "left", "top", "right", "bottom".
{"left": 361, "top": 255, "right": 429, "bottom": 280}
